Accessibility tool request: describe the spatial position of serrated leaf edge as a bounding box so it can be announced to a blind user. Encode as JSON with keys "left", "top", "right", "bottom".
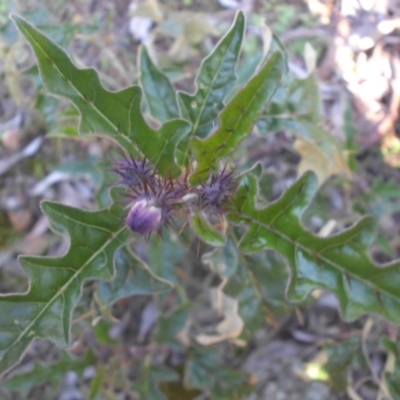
{"left": 237, "top": 170, "right": 400, "bottom": 322}
{"left": 0, "top": 199, "right": 129, "bottom": 377}
{"left": 10, "top": 14, "right": 138, "bottom": 156}
{"left": 178, "top": 11, "right": 245, "bottom": 136}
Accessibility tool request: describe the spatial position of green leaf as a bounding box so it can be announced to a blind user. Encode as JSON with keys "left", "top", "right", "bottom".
{"left": 323, "top": 336, "right": 361, "bottom": 391}
{"left": 133, "top": 364, "right": 179, "bottom": 400}
{"left": 88, "top": 366, "right": 104, "bottom": 400}
{"left": 235, "top": 170, "right": 400, "bottom": 324}
{"left": 228, "top": 252, "right": 291, "bottom": 333}
{"left": 203, "top": 239, "right": 290, "bottom": 334}
{"left": 2, "top": 350, "right": 95, "bottom": 392}
{"left": 382, "top": 337, "right": 400, "bottom": 398}
{"left": 343, "top": 97, "right": 358, "bottom": 171}
{"left": 12, "top": 14, "right": 190, "bottom": 177}
{"left": 93, "top": 319, "right": 118, "bottom": 345}
{"left": 185, "top": 347, "right": 249, "bottom": 397}
{"left": 191, "top": 51, "right": 283, "bottom": 183}
{"left": 0, "top": 201, "right": 130, "bottom": 377}
{"left": 54, "top": 159, "right": 102, "bottom": 178}
{"left": 362, "top": 177, "right": 400, "bottom": 218}
{"left": 191, "top": 214, "right": 225, "bottom": 247}
{"left": 155, "top": 303, "right": 190, "bottom": 349}
{"left": 146, "top": 231, "right": 186, "bottom": 283}
{"left": 139, "top": 46, "right": 180, "bottom": 123}
{"left": 178, "top": 11, "right": 245, "bottom": 139}
{"left": 285, "top": 73, "right": 323, "bottom": 123}
{"left": 202, "top": 237, "right": 238, "bottom": 278}
{"left": 96, "top": 248, "right": 171, "bottom": 307}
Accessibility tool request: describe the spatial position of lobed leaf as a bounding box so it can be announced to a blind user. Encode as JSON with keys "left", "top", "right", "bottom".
{"left": 0, "top": 201, "right": 130, "bottom": 377}
{"left": 234, "top": 171, "right": 400, "bottom": 324}
{"left": 178, "top": 11, "right": 245, "bottom": 140}
{"left": 191, "top": 51, "right": 284, "bottom": 183}
{"left": 12, "top": 15, "right": 190, "bottom": 177}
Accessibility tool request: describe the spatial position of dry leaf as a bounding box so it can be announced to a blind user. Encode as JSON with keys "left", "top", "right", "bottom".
{"left": 129, "top": 0, "right": 163, "bottom": 22}
{"left": 164, "top": 12, "right": 219, "bottom": 63}
{"left": 304, "top": 42, "right": 317, "bottom": 76}
{"left": 196, "top": 280, "right": 244, "bottom": 346}
{"left": 261, "top": 20, "right": 272, "bottom": 59}
{"left": 294, "top": 137, "right": 351, "bottom": 185}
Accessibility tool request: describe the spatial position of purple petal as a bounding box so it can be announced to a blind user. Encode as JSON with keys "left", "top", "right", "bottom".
{"left": 126, "top": 199, "right": 162, "bottom": 234}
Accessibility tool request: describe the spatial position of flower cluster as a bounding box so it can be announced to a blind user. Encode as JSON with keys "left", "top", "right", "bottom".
{"left": 112, "top": 156, "right": 237, "bottom": 236}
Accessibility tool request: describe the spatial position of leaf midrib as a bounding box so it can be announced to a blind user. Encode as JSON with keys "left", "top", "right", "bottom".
{"left": 189, "top": 29, "right": 240, "bottom": 137}
{"left": 19, "top": 18, "right": 135, "bottom": 154}
{"left": 244, "top": 200, "right": 399, "bottom": 307}
{"left": 6, "top": 222, "right": 127, "bottom": 359}
{"left": 210, "top": 55, "right": 281, "bottom": 154}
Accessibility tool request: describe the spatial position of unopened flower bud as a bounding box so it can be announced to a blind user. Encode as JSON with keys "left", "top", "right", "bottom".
{"left": 126, "top": 199, "right": 162, "bottom": 234}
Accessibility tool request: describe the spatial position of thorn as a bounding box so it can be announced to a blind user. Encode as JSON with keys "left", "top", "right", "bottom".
{"left": 178, "top": 220, "right": 188, "bottom": 236}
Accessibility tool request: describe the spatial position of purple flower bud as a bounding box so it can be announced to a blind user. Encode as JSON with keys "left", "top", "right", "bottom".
{"left": 199, "top": 168, "right": 236, "bottom": 211}
{"left": 126, "top": 199, "right": 162, "bottom": 234}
